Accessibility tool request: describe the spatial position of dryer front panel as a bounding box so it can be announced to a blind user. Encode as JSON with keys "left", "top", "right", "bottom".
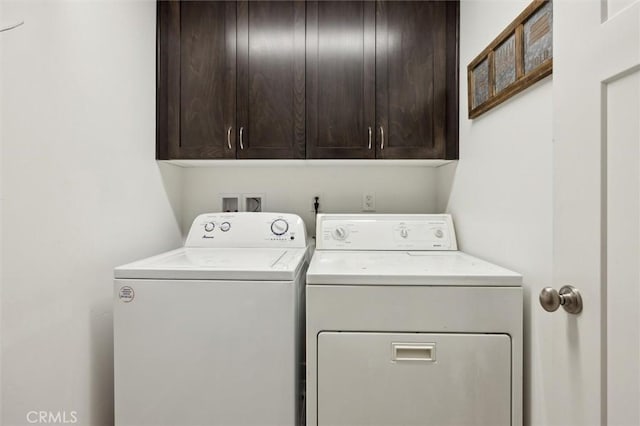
{"left": 317, "top": 332, "right": 511, "bottom": 426}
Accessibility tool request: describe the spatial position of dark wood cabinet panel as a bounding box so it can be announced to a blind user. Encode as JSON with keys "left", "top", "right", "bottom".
{"left": 157, "top": 1, "right": 236, "bottom": 160}
{"left": 157, "top": 0, "right": 459, "bottom": 161}
{"left": 376, "top": 1, "right": 459, "bottom": 159}
{"left": 236, "top": 1, "right": 305, "bottom": 159}
{"left": 306, "top": 1, "right": 375, "bottom": 159}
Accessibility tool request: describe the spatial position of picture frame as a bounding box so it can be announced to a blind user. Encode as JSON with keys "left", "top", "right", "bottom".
{"left": 468, "top": 0, "right": 552, "bottom": 119}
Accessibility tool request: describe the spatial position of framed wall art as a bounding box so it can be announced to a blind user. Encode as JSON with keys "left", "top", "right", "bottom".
{"left": 468, "top": 0, "right": 552, "bottom": 119}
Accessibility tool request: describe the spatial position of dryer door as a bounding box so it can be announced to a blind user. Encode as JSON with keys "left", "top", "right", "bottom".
{"left": 317, "top": 332, "right": 511, "bottom": 426}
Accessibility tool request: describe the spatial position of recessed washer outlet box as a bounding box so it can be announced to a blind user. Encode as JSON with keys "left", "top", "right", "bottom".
{"left": 243, "top": 194, "right": 265, "bottom": 212}
{"left": 220, "top": 194, "right": 240, "bottom": 212}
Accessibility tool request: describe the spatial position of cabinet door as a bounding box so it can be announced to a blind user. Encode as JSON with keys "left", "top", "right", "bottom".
{"left": 236, "top": 1, "right": 306, "bottom": 159}
{"left": 157, "top": 1, "right": 237, "bottom": 159}
{"left": 306, "top": 1, "right": 375, "bottom": 159}
{"left": 376, "top": 1, "right": 459, "bottom": 159}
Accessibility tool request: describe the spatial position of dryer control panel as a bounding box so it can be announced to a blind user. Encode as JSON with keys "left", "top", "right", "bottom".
{"left": 316, "top": 214, "right": 457, "bottom": 251}
{"left": 186, "top": 212, "right": 307, "bottom": 248}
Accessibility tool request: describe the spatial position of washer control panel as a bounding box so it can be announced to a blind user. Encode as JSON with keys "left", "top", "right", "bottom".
{"left": 316, "top": 214, "right": 457, "bottom": 251}
{"left": 186, "top": 212, "right": 307, "bottom": 248}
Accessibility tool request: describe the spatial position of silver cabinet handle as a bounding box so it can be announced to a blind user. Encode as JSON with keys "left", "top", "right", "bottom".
{"left": 239, "top": 127, "right": 244, "bottom": 150}
{"left": 368, "top": 127, "right": 372, "bottom": 149}
{"left": 227, "top": 127, "right": 232, "bottom": 150}
{"left": 539, "top": 285, "right": 583, "bottom": 314}
{"left": 380, "top": 126, "right": 384, "bottom": 150}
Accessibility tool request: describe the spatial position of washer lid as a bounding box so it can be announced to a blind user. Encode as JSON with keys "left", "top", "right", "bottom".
{"left": 115, "top": 247, "right": 307, "bottom": 281}
{"left": 306, "top": 251, "right": 522, "bottom": 286}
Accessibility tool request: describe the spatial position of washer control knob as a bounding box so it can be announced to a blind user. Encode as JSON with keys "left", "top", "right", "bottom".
{"left": 434, "top": 228, "right": 444, "bottom": 238}
{"left": 204, "top": 222, "right": 215, "bottom": 232}
{"left": 220, "top": 222, "right": 231, "bottom": 232}
{"left": 332, "top": 227, "right": 349, "bottom": 240}
{"left": 271, "top": 219, "right": 289, "bottom": 236}
{"left": 400, "top": 228, "right": 409, "bottom": 239}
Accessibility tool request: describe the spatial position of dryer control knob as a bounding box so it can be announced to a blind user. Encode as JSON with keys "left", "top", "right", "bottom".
{"left": 434, "top": 228, "right": 444, "bottom": 238}
{"left": 400, "top": 229, "right": 409, "bottom": 239}
{"left": 204, "top": 222, "right": 215, "bottom": 232}
{"left": 220, "top": 222, "right": 231, "bottom": 232}
{"left": 332, "top": 227, "right": 349, "bottom": 240}
{"left": 271, "top": 219, "right": 289, "bottom": 236}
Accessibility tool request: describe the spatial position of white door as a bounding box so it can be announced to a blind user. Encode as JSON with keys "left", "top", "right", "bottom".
{"left": 552, "top": 0, "right": 640, "bottom": 424}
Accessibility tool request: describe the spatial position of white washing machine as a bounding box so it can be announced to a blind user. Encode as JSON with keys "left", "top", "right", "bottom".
{"left": 114, "top": 212, "right": 308, "bottom": 426}
{"left": 306, "top": 214, "right": 523, "bottom": 426}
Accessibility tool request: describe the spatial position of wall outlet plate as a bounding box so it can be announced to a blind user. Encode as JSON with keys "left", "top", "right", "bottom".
{"left": 362, "top": 192, "right": 376, "bottom": 211}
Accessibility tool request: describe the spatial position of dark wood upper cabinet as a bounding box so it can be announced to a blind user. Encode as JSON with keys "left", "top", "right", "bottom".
{"left": 157, "top": 1, "right": 236, "bottom": 160}
{"left": 375, "top": 1, "right": 459, "bottom": 159}
{"left": 157, "top": 0, "right": 459, "bottom": 161}
{"left": 306, "top": 1, "right": 375, "bottom": 159}
{"left": 236, "top": 1, "right": 306, "bottom": 159}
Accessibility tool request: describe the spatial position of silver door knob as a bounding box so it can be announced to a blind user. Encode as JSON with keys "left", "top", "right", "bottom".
{"left": 539, "top": 285, "right": 583, "bottom": 314}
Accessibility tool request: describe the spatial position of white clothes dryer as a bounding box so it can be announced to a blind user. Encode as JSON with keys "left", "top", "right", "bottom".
{"left": 114, "top": 212, "right": 308, "bottom": 426}
{"left": 306, "top": 214, "right": 523, "bottom": 426}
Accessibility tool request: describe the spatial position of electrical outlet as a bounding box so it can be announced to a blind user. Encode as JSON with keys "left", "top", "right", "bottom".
{"left": 362, "top": 192, "right": 376, "bottom": 212}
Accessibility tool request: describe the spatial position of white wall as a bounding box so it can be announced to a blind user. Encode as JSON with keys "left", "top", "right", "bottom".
{"left": 0, "top": 1, "right": 183, "bottom": 425}
{"left": 439, "top": 1, "right": 553, "bottom": 425}
{"left": 182, "top": 165, "right": 439, "bottom": 236}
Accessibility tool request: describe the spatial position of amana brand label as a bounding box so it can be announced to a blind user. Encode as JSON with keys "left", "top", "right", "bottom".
{"left": 118, "top": 286, "right": 135, "bottom": 303}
